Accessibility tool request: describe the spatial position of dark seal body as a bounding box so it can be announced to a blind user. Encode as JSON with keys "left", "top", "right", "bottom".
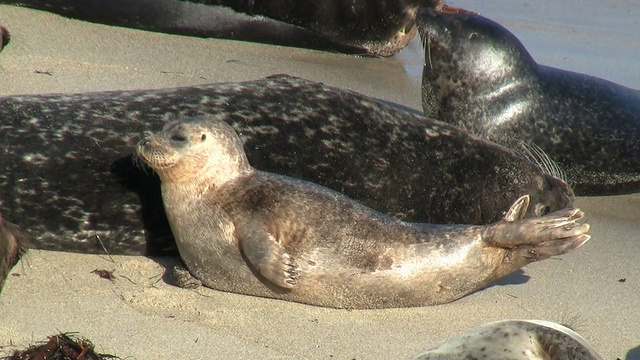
{"left": 1, "top": 0, "right": 445, "bottom": 56}
{"left": 136, "top": 117, "right": 590, "bottom": 309}
{"left": 410, "top": 320, "right": 602, "bottom": 360}
{"left": 0, "top": 76, "right": 572, "bottom": 256}
{"left": 418, "top": 10, "right": 640, "bottom": 195}
{"left": 0, "top": 215, "right": 25, "bottom": 291}
{"left": 0, "top": 25, "right": 9, "bottom": 53}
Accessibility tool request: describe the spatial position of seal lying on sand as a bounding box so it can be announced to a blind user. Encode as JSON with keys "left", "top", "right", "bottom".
{"left": 0, "top": 214, "right": 25, "bottom": 292}
{"left": 0, "top": 75, "right": 573, "bottom": 256}
{"left": 136, "top": 116, "right": 590, "bottom": 308}
{"left": 0, "top": 0, "right": 468, "bottom": 56}
{"left": 410, "top": 320, "right": 602, "bottom": 360}
{"left": 418, "top": 10, "right": 640, "bottom": 195}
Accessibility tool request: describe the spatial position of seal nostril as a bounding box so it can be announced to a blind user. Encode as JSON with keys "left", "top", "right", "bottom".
{"left": 171, "top": 134, "right": 187, "bottom": 142}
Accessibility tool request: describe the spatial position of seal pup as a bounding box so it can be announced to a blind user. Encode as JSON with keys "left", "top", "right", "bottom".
{"left": 0, "top": 214, "right": 26, "bottom": 292}
{"left": 0, "top": 76, "right": 573, "bottom": 256}
{"left": 136, "top": 116, "right": 590, "bottom": 309}
{"left": 418, "top": 10, "right": 640, "bottom": 195}
{"left": 409, "top": 319, "right": 602, "bottom": 360}
{"left": 0, "top": 0, "right": 469, "bottom": 56}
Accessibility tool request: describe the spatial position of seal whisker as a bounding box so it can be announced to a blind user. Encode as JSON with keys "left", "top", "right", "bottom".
{"left": 518, "top": 141, "right": 568, "bottom": 184}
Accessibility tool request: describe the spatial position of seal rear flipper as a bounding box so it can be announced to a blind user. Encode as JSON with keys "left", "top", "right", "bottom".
{"left": 238, "top": 227, "right": 299, "bottom": 289}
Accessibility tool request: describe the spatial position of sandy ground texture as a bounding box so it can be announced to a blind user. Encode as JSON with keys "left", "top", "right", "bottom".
{"left": 0, "top": 1, "right": 639, "bottom": 359}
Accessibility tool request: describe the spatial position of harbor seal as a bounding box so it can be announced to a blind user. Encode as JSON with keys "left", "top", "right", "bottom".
{"left": 135, "top": 116, "right": 590, "bottom": 308}
{"left": 0, "top": 0, "right": 468, "bottom": 56}
{"left": 409, "top": 320, "right": 602, "bottom": 360}
{"left": 0, "top": 76, "right": 573, "bottom": 257}
{"left": 0, "top": 214, "right": 25, "bottom": 292}
{"left": 418, "top": 10, "right": 640, "bottom": 195}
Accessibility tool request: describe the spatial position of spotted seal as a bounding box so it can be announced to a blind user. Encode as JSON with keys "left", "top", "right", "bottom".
{"left": 135, "top": 116, "right": 590, "bottom": 308}
{"left": 0, "top": 0, "right": 470, "bottom": 56}
{"left": 410, "top": 319, "right": 602, "bottom": 360}
{"left": 0, "top": 76, "right": 574, "bottom": 257}
{"left": 418, "top": 10, "right": 640, "bottom": 195}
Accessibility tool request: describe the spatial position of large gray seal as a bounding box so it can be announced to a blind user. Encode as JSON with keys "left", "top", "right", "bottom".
{"left": 0, "top": 76, "right": 573, "bottom": 257}
{"left": 409, "top": 320, "right": 602, "bottom": 360}
{"left": 135, "top": 116, "right": 590, "bottom": 309}
{"left": 418, "top": 10, "right": 640, "bottom": 195}
{"left": 0, "top": 0, "right": 468, "bottom": 56}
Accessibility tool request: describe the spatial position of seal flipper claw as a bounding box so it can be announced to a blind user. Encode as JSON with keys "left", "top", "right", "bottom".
{"left": 239, "top": 228, "right": 299, "bottom": 289}
{"left": 503, "top": 195, "right": 530, "bottom": 221}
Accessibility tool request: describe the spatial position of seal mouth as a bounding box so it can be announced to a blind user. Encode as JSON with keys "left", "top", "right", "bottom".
{"left": 135, "top": 140, "right": 176, "bottom": 172}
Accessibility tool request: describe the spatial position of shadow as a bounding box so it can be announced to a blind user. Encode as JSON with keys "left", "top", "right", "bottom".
{"left": 627, "top": 345, "right": 640, "bottom": 360}
{"left": 482, "top": 269, "right": 531, "bottom": 291}
{"left": 110, "top": 155, "right": 177, "bottom": 256}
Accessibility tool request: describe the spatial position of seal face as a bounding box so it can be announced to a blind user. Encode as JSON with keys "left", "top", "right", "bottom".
{"left": 1, "top": 0, "right": 451, "bottom": 56}
{"left": 0, "top": 76, "right": 574, "bottom": 256}
{"left": 418, "top": 10, "right": 640, "bottom": 195}
{"left": 410, "top": 320, "right": 603, "bottom": 360}
{"left": 136, "top": 116, "right": 590, "bottom": 309}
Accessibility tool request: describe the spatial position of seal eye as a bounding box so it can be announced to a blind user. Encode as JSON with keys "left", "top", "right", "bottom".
{"left": 201, "top": 134, "right": 207, "bottom": 141}
{"left": 171, "top": 134, "right": 187, "bottom": 142}
{"left": 469, "top": 33, "right": 477, "bottom": 40}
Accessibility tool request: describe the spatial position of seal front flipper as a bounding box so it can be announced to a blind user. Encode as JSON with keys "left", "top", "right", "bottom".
{"left": 238, "top": 226, "right": 299, "bottom": 289}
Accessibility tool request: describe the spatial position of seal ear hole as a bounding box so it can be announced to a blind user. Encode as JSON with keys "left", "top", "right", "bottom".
{"left": 201, "top": 134, "right": 207, "bottom": 141}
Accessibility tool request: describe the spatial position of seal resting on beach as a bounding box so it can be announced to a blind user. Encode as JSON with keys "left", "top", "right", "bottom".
{"left": 136, "top": 116, "right": 590, "bottom": 308}
{"left": 0, "top": 75, "right": 573, "bottom": 257}
{"left": 0, "top": 0, "right": 468, "bottom": 56}
{"left": 418, "top": 10, "right": 640, "bottom": 195}
{"left": 409, "top": 320, "right": 602, "bottom": 360}
{"left": 0, "top": 214, "right": 26, "bottom": 292}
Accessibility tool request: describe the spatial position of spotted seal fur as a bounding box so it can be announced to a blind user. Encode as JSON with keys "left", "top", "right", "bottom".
{"left": 0, "top": 75, "right": 573, "bottom": 257}
{"left": 410, "top": 320, "right": 602, "bottom": 360}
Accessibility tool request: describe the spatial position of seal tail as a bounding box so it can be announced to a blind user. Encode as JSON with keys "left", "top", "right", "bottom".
{"left": 517, "top": 141, "right": 568, "bottom": 184}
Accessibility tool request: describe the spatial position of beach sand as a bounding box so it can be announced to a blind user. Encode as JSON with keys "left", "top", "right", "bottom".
{"left": 0, "top": 1, "right": 639, "bottom": 359}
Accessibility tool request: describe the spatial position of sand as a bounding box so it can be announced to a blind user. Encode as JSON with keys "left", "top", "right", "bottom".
{"left": 0, "top": 1, "right": 639, "bottom": 359}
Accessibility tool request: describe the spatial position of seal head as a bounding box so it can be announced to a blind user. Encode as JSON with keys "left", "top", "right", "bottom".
{"left": 418, "top": 10, "right": 640, "bottom": 194}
